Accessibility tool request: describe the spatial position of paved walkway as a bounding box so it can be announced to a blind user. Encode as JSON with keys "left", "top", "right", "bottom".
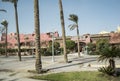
{"left": 0, "top": 53, "right": 120, "bottom": 81}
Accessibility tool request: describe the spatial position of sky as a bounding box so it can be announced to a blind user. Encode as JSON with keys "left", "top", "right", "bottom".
{"left": 0, "top": 0, "right": 120, "bottom": 36}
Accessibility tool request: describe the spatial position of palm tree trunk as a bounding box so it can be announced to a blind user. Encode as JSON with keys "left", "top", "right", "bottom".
{"left": 14, "top": 3, "right": 21, "bottom": 61}
{"left": 59, "top": 0, "right": 68, "bottom": 63}
{"left": 34, "top": 0, "right": 42, "bottom": 73}
{"left": 76, "top": 25, "right": 80, "bottom": 57}
{"left": 109, "top": 58, "right": 115, "bottom": 69}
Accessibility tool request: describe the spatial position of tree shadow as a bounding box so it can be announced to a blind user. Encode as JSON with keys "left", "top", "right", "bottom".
{"left": 0, "top": 69, "right": 13, "bottom": 72}
{"left": 48, "top": 57, "right": 96, "bottom": 70}
{"left": 71, "top": 57, "right": 97, "bottom": 62}
{"left": 9, "top": 79, "right": 19, "bottom": 81}
{"left": 0, "top": 78, "right": 6, "bottom": 81}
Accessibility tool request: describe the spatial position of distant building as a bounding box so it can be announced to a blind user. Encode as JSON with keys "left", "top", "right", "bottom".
{"left": 71, "top": 34, "right": 91, "bottom": 46}
{"left": 90, "top": 32, "right": 120, "bottom": 45}
{"left": 0, "top": 31, "right": 59, "bottom": 48}
{"left": 109, "top": 32, "right": 120, "bottom": 45}
{"left": 90, "top": 33, "right": 110, "bottom": 44}
{"left": 0, "top": 31, "right": 119, "bottom": 49}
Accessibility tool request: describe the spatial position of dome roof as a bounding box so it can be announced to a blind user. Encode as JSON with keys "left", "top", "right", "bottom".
{"left": 99, "top": 31, "right": 109, "bottom": 34}
{"left": 116, "top": 26, "right": 120, "bottom": 33}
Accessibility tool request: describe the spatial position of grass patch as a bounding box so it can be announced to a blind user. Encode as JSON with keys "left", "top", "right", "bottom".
{"left": 30, "top": 71, "right": 120, "bottom": 81}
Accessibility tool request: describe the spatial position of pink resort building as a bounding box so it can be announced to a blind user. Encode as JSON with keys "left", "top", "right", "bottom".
{"left": 0, "top": 31, "right": 119, "bottom": 49}
{"left": 0, "top": 31, "right": 59, "bottom": 48}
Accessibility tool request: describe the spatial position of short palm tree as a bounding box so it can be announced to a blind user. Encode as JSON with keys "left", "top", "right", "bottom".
{"left": 68, "top": 14, "right": 80, "bottom": 57}
{"left": 2, "top": 0, "right": 21, "bottom": 61}
{"left": 59, "top": 0, "right": 68, "bottom": 63}
{"left": 34, "top": 0, "right": 42, "bottom": 73}
{"left": 98, "top": 45, "right": 120, "bottom": 69}
{"left": 1, "top": 20, "right": 8, "bottom": 57}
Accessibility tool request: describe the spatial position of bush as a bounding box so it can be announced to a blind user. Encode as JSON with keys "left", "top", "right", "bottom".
{"left": 41, "top": 42, "right": 61, "bottom": 56}
{"left": 0, "top": 48, "right": 5, "bottom": 55}
{"left": 88, "top": 50, "right": 100, "bottom": 55}
{"left": 66, "top": 40, "right": 76, "bottom": 53}
{"left": 41, "top": 47, "right": 62, "bottom": 56}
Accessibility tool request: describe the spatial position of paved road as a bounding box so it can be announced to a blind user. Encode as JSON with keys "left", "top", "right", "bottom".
{"left": 0, "top": 53, "right": 120, "bottom": 81}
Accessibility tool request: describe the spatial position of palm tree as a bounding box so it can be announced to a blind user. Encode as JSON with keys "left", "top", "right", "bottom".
{"left": 34, "top": 0, "right": 42, "bottom": 73}
{"left": 98, "top": 45, "right": 120, "bottom": 70}
{"left": 1, "top": 19, "right": 8, "bottom": 57}
{"left": 68, "top": 14, "right": 80, "bottom": 57}
{"left": 2, "top": 0, "right": 21, "bottom": 61}
{"left": 59, "top": 0, "right": 68, "bottom": 63}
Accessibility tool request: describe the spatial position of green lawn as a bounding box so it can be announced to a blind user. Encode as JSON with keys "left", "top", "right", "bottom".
{"left": 30, "top": 71, "right": 120, "bottom": 81}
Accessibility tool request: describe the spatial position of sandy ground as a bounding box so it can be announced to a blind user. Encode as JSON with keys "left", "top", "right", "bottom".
{"left": 0, "top": 53, "right": 120, "bottom": 81}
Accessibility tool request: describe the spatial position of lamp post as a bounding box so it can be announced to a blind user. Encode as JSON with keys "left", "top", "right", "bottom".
{"left": 52, "top": 32, "right": 55, "bottom": 62}
{"left": 1, "top": 19, "right": 8, "bottom": 57}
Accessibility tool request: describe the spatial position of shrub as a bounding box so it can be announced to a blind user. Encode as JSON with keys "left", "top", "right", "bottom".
{"left": 66, "top": 40, "right": 76, "bottom": 53}
{"left": 88, "top": 50, "right": 100, "bottom": 55}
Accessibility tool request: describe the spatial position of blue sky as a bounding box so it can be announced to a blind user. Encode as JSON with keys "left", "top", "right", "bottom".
{"left": 0, "top": 0, "right": 120, "bottom": 36}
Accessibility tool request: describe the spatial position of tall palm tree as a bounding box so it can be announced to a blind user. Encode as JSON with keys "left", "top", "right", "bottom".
{"left": 2, "top": 0, "right": 21, "bottom": 61}
{"left": 34, "top": 0, "right": 42, "bottom": 73}
{"left": 1, "top": 20, "right": 8, "bottom": 57}
{"left": 68, "top": 14, "right": 80, "bottom": 57}
{"left": 59, "top": 0, "right": 68, "bottom": 63}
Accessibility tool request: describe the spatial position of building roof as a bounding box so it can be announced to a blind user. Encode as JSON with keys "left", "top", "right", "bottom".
{"left": 110, "top": 33, "right": 120, "bottom": 44}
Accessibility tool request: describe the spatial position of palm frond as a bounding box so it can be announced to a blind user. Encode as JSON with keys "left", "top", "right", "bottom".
{"left": 98, "top": 55, "right": 109, "bottom": 62}
{"left": 69, "top": 14, "right": 78, "bottom": 24}
{"left": 0, "top": 9, "right": 7, "bottom": 12}
{"left": 2, "top": 0, "right": 11, "bottom": 2}
{"left": 0, "top": 27, "right": 5, "bottom": 33}
{"left": 68, "top": 24, "right": 77, "bottom": 30}
{"left": 1, "top": 20, "right": 8, "bottom": 27}
{"left": 98, "top": 45, "right": 120, "bottom": 62}
{"left": 2, "top": 0, "right": 18, "bottom": 3}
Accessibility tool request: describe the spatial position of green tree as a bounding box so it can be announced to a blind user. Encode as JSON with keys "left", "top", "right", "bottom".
{"left": 87, "top": 43, "right": 96, "bottom": 51}
{"left": 59, "top": 0, "right": 68, "bottom": 63}
{"left": 47, "top": 42, "right": 60, "bottom": 55}
{"left": 34, "top": 0, "right": 42, "bottom": 73}
{"left": 96, "top": 39, "right": 109, "bottom": 52}
{"left": 87, "top": 43, "right": 97, "bottom": 55}
{"left": 66, "top": 40, "right": 76, "bottom": 53}
{"left": 0, "top": 43, "right": 5, "bottom": 48}
{"left": 68, "top": 14, "right": 80, "bottom": 57}
{"left": 2, "top": 0, "right": 21, "bottom": 61}
{"left": 1, "top": 20, "right": 8, "bottom": 57}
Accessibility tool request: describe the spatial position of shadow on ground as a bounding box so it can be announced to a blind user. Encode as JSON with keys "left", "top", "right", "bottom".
{"left": 48, "top": 57, "right": 96, "bottom": 70}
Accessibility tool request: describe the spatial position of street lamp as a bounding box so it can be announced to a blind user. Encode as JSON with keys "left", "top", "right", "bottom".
{"left": 52, "top": 32, "right": 55, "bottom": 62}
